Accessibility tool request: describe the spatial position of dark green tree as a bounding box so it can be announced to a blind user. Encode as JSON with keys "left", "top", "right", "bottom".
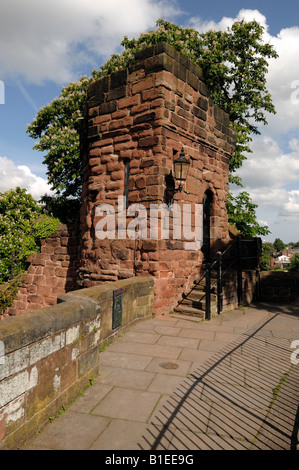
{"left": 260, "top": 242, "right": 274, "bottom": 270}
{"left": 226, "top": 192, "right": 270, "bottom": 237}
{"left": 273, "top": 238, "right": 285, "bottom": 252}
{"left": 288, "top": 253, "right": 299, "bottom": 272}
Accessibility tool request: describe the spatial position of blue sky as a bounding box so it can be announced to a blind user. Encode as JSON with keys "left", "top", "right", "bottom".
{"left": 1, "top": 0, "right": 299, "bottom": 244}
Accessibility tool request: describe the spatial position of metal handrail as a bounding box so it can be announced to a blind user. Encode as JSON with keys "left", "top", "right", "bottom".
{"left": 178, "top": 237, "right": 239, "bottom": 313}
{"left": 177, "top": 235, "right": 261, "bottom": 321}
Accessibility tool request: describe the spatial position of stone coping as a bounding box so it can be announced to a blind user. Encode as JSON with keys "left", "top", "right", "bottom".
{"left": 0, "top": 276, "right": 154, "bottom": 355}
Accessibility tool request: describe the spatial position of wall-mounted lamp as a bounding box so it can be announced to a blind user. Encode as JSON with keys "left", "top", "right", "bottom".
{"left": 165, "top": 148, "right": 190, "bottom": 206}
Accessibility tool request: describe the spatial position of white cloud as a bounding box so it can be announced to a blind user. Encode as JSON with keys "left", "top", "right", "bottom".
{"left": 232, "top": 134, "right": 299, "bottom": 224}
{"left": 237, "top": 136, "right": 299, "bottom": 190}
{"left": 190, "top": 8, "right": 299, "bottom": 136}
{"left": 281, "top": 190, "right": 299, "bottom": 216}
{"left": 189, "top": 8, "right": 268, "bottom": 34}
{"left": 0, "top": 0, "right": 181, "bottom": 84}
{"left": 0, "top": 156, "right": 54, "bottom": 200}
{"left": 189, "top": 8, "right": 299, "bottom": 240}
{"left": 265, "top": 28, "right": 299, "bottom": 134}
{"left": 257, "top": 219, "right": 269, "bottom": 227}
{"left": 0, "top": 4, "right": 298, "bottom": 241}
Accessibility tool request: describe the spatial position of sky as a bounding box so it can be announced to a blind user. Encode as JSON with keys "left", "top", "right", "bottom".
{"left": 0, "top": 0, "right": 299, "bottom": 244}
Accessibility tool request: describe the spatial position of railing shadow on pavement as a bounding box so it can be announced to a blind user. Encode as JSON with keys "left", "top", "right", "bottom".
{"left": 138, "top": 311, "right": 299, "bottom": 451}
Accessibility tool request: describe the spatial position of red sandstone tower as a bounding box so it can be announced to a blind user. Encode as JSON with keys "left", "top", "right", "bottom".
{"left": 79, "top": 43, "right": 236, "bottom": 315}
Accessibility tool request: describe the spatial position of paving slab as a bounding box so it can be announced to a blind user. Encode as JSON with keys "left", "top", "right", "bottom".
{"left": 91, "top": 387, "right": 161, "bottom": 422}
{"left": 90, "top": 420, "right": 172, "bottom": 451}
{"left": 178, "top": 347, "right": 219, "bottom": 363}
{"left": 178, "top": 328, "right": 216, "bottom": 340}
{"left": 156, "top": 335, "right": 199, "bottom": 350}
{"left": 117, "top": 331, "right": 160, "bottom": 344}
{"left": 98, "top": 351, "right": 153, "bottom": 370}
{"left": 168, "top": 429, "right": 252, "bottom": 450}
{"left": 98, "top": 365, "right": 156, "bottom": 390}
{"left": 106, "top": 339, "right": 182, "bottom": 359}
{"left": 22, "top": 302, "right": 299, "bottom": 451}
{"left": 151, "top": 325, "right": 182, "bottom": 336}
{"left": 197, "top": 339, "right": 232, "bottom": 352}
{"left": 145, "top": 356, "right": 192, "bottom": 377}
{"left": 69, "top": 383, "right": 113, "bottom": 413}
{"left": 25, "top": 412, "right": 111, "bottom": 450}
{"left": 147, "top": 374, "right": 187, "bottom": 394}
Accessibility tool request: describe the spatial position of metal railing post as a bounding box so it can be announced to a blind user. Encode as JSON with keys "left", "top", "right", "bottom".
{"left": 237, "top": 236, "right": 242, "bottom": 305}
{"left": 217, "top": 251, "right": 223, "bottom": 315}
{"left": 205, "top": 263, "right": 211, "bottom": 320}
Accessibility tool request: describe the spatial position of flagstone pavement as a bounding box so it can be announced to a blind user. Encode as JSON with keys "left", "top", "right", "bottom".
{"left": 22, "top": 302, "right": 299, "bottom": 451}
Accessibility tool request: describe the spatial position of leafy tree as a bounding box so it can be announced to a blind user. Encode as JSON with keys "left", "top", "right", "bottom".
{"left": 226, "top": 191, "right": 270, "bottom": 237}
{"left": 0, "top": 187, "right": 61, "bottom": 283}
{"left": 26, "top": 77, "right": 91, "bottom": 199}
{"left": 260, "top": 241, "right": 274, "bottom": 270}
{"left": 121, "top": 19, "right": 277, "bottom": 176}
{"left": 26, "top": 19, "right": 277, "bottom": 195}
{"left": 26, "top": 19, "right": 278, "bottom": 231}
{"left": 273, "top": 238, "right": 285, "bottom": 252}
{"left": 40, "top": 194, "right": 81, "bottom": 225}
{"left": 288, "top": 241, "right": 299, "bottom": 248}
{"left": 288, "top": 253, "right": 299, "bottom": 272}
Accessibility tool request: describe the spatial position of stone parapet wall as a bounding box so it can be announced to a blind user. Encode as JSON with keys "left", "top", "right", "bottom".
{"left": 4, "top": 225, "right": 80, "bottom": 317}
{"left": 259, "top": 271, "right": 299, "bottom": 303}
{"left": 0, "top": 276, "right": 154, "bottom": 449}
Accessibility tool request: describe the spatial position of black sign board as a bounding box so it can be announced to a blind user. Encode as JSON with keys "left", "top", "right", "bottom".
{"left": 112, "top": 288, "right": 123, "bottom": 329}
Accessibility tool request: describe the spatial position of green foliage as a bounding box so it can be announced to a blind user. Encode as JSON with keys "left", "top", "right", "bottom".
{"left": 26, "top": 18, "right": 278, "bottom": 200}
{"left": 260, "top": 242, "right": 274, "bottom": 270}
{"left": 120, "top": 19, "right": 278, "bottom": 175}
{"left": 273, "top": 237, "right": 285, "bottom": 252}
{"left": 32, "top": 216, "right": 61, "bottom": 246}
{"left": 39, "top": 194, "right": 81, "bottom": 225}
{"left": 288, "top": 253, "right": 299, "bottom": 272}
{"left": 226, "top": 191, "right": 270, "bottom": 237}
{"left": 26, "top": 76, "right": 91, "bottom": 199}
{"left": 0, "top": 187, "right": 61, "bottom": 284}
{"left": 269, "top": 372, "right": 290, "bottom": 411}
{"left": 0, "top": 273, "right": 25, "bottom": 314}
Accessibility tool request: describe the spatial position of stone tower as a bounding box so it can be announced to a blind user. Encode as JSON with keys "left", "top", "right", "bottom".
{"left": 78, "top": 42, "right": 236, "bottom": 315}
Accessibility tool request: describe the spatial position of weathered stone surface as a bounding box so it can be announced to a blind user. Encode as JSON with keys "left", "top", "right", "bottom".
{"left": 5, "top": 43, "right": 236, "bottom": 335}
{"left": 5, "top": 225, "right": 80, "bottom": 317}
{"left": 0, "top": 276, "right": 154, "bottom": 450}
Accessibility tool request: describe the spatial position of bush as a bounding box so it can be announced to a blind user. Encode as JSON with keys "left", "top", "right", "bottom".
{"left": 0, "top": 187, "right": 61, "bottom": 283}
{"left": 0, "top": 273, "right": 25, "bottom": 314}
{"left": 288, "top": 253, "right": 299, "bottom": 272}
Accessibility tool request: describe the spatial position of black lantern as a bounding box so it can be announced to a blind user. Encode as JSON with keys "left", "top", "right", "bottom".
{"left": 164, "top": 148, "right": 190, "bottom": 205}
{"left": 173, "top": 148, "right": 190, "bottom": 191}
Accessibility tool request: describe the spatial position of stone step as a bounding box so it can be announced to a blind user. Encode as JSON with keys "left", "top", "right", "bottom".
{"left": 173, "top": 304, "right": 205, "bottom": 317}
{"left": 180, "top": 297, "right": 216, "bottom": 310}
{"left": 175, "top": 268, "right": 238, "bottom": 318}
{"left": 189, "top": 286, "right": 217, "bottom": 299}
{"left": 174, "top": 302, "right": 217, "bottom": 317}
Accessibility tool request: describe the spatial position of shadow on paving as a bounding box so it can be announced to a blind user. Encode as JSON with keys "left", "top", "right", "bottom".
{"left": 139, "top": 308, "right": 299, "bottom": 451}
